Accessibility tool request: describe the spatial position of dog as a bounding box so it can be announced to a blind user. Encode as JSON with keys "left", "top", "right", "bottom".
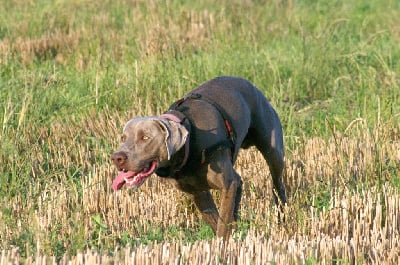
{"left": 111, "top": 76, "right": 286, "bottom": 239}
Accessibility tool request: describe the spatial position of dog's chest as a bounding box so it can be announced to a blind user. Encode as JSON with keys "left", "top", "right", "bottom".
{"left": 169, "top": 172, "right": 211, "bottom": 193}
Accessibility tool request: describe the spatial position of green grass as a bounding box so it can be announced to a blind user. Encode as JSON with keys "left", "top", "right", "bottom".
{"left": 1, "top": 0, "right": 399, "bottom": 261}
{"left": 1, "top": 0, "right": 398, "bottom": 135}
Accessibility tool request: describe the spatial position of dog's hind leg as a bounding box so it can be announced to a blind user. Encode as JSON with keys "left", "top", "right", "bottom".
{"left": 266, "top": 145, "right": 287, "bottom": 207}
{"left": 252, "top": 116, "right": 287, "bottom": 208}
{"left": 254, "top": 131, "right": 287, "bottom": 225}
{"left": 233, "top": 171, "right": 243, "bottom": 222}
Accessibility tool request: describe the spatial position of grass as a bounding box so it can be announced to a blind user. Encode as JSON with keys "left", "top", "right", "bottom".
{"left": 0, "top": 0, "right": 399, "bottom": 264}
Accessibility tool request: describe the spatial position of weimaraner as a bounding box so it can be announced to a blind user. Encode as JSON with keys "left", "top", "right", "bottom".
{"left": 111, "top": 76, "right": 286, "bottom": 239}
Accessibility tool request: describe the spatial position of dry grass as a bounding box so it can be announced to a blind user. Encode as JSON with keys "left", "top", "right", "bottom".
{"left": 0, "top": 31, "right": 82, "bottom": 66}
{"left": 0, "top": 2, "right": 220, "bottom": 67}
{"left": 0, "top": 110, "right": 399, "bottom": 264}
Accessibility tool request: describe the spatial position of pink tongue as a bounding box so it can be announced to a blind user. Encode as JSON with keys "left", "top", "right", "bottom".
{"left": 112, "top": 171, "right": 136, "bottom": 191}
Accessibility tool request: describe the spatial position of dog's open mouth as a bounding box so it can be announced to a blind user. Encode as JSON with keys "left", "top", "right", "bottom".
{"left": 112, "top": 161, "right": 158, "bottom": 191}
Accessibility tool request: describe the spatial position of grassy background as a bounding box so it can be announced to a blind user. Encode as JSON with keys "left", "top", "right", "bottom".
{"left": 1, "top": 0, "right": 399, "bottom": 262}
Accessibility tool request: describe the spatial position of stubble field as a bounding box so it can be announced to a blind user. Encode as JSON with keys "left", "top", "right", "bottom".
{"left": 1, "top": 0, "right": 399, "bottom": 264}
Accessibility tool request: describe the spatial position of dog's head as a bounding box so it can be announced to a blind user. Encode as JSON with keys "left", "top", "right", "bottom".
{"left": 111, "top": 117, "right": 188, "bottom": 191}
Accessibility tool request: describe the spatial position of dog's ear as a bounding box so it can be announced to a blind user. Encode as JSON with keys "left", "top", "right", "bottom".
{"left": 155, "top": 119, "right": 188, "bottom": 160}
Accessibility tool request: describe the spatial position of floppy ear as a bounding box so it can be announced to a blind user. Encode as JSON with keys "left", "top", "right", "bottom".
{"left": 155, "top": 119, "right": 188, "bottom": 160}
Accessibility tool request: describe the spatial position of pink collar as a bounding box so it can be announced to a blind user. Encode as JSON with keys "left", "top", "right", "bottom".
{"left": 159, "top": 113, "right": 190, "bottom": 170}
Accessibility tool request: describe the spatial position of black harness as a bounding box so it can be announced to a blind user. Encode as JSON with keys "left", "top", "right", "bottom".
{"left": 156, "top": 93, "right": 236, "bottom": 179}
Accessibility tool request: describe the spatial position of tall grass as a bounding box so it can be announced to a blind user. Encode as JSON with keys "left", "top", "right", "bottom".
{"left": 1, "top": 0, "right": 399, "bottom": 263}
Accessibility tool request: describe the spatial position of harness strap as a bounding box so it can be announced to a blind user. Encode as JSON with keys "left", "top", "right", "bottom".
{"left": 170, "top": 93, "right": 236, "bottom": 163}
{"left": 157, "top": 94, "right": 236, "bottom": 180}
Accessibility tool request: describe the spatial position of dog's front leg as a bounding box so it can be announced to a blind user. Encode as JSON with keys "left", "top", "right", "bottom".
{"left": 207, "top": 151, "right": 239, "bottom": 239}
{"left": 216, "top": 178, "right": 238, "bottom": 239}
{"left": 191, "top": 191, "right": 219, "bottom": 233}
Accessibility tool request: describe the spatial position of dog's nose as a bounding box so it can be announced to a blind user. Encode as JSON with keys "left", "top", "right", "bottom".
{"left": 111, "top": 151, "right": 127, "bottom": 168}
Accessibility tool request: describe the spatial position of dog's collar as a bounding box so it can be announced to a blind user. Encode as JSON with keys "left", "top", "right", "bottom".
{"left": 159, "top": 112, "right": 190, "bottom": 171}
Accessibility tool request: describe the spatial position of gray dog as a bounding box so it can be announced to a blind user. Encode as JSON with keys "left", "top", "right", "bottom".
{"left": 111, "top": 76, "right": 286, "bottom": 239}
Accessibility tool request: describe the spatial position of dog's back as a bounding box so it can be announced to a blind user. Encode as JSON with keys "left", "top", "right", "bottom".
{"left": 191, "top": 76, "right": 283, "bottom": 155}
